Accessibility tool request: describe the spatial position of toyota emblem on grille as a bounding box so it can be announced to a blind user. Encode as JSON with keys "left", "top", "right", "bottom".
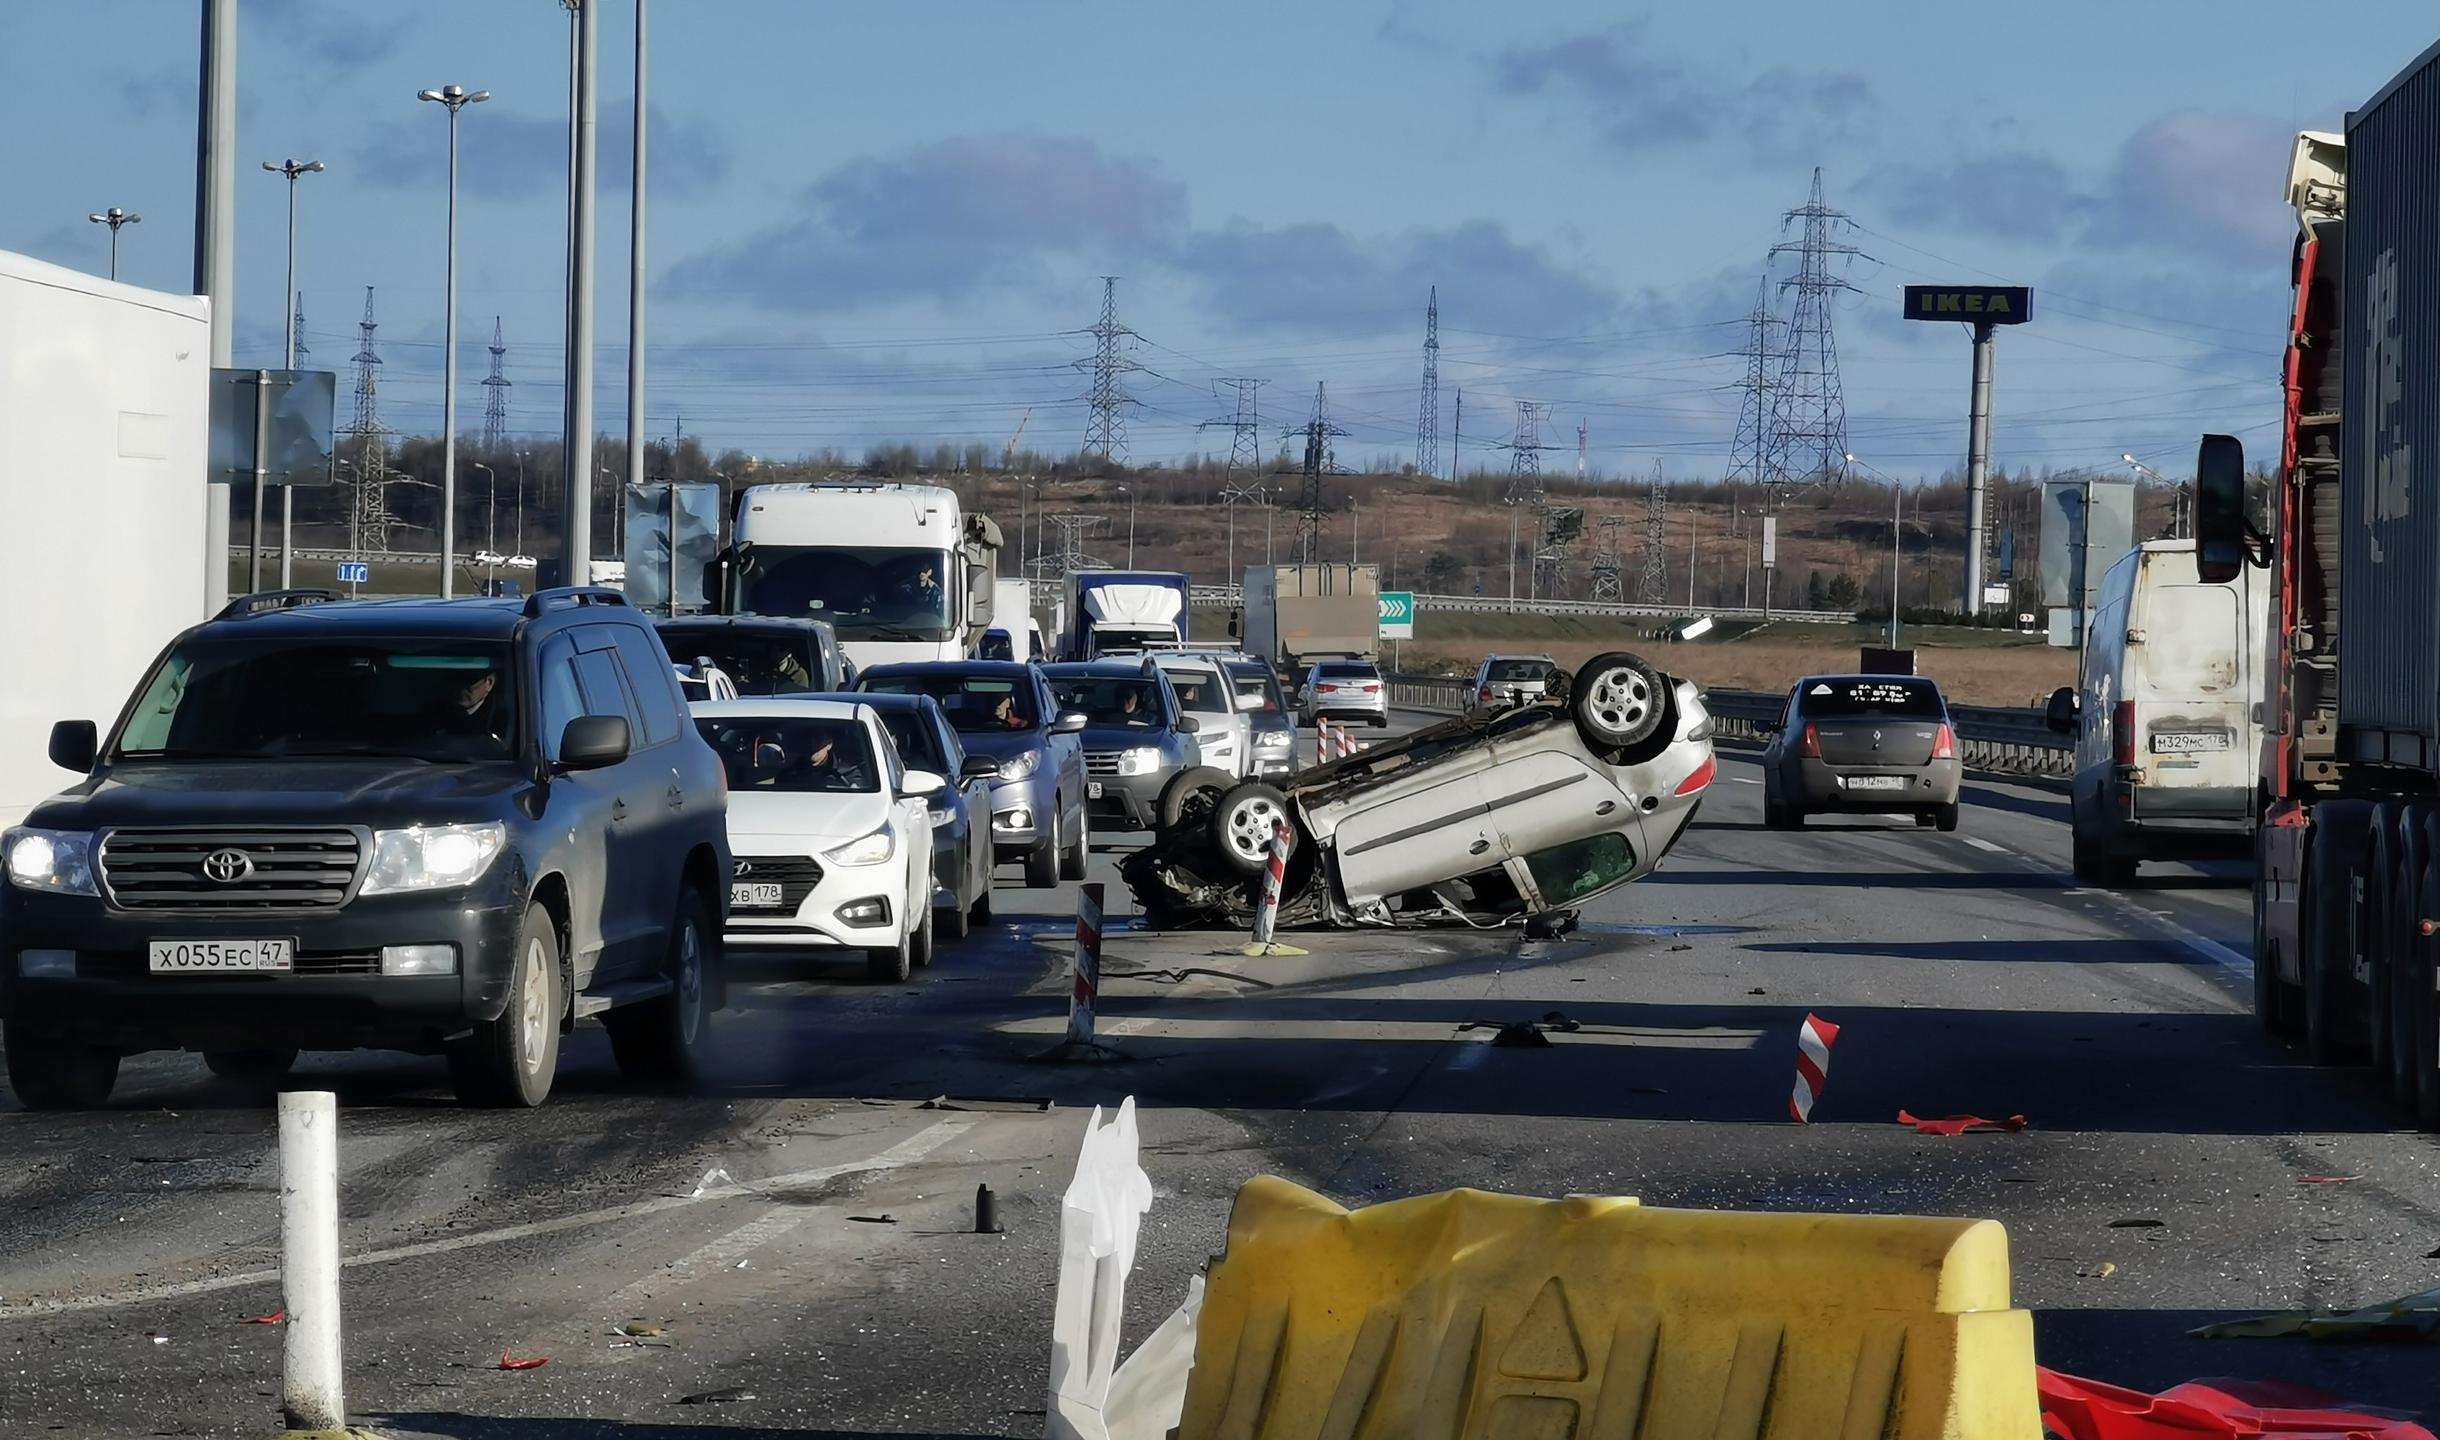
{"left": 201, "top": 848, "right": 254, "bottom": 884}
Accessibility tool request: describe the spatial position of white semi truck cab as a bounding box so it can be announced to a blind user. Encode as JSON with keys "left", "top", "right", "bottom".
{"left": 714, "top": 482, "right": 1003, "bottom": 668}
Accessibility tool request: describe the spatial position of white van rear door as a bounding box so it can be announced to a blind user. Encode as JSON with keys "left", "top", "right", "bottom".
{"left": 2130, "top": 581, "right": 2251, "bottom": 791}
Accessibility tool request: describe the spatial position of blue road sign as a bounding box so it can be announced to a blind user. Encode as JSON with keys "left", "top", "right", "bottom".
{"left": 336, "top": 561, "right": 369, "bottom": 585}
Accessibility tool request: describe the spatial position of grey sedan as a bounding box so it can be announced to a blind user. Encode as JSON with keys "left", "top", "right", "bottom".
{"left": 1761, "top": 675, "right": 1962, "bottom": 831}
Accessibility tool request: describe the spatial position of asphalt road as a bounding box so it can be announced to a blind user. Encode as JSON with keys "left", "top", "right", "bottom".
{"left": 2, "top": 713, "right": 2435, "bottom": 1438}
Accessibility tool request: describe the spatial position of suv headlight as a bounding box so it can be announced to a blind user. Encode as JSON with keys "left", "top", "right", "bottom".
{"left": 360, "top": 823, "right": 507, "bottom": 896}
{"left": 1254, "top": 725, "right": 1292, "bottom": 748}
{"left": 1114, "top": 746, "right": 1164, "bottom": 777}
{"left": 996, "top": 750, "right": 1040, "bottom": 782}
{"left": 825, "top": 826, "right": 897, "bottom": 867}
{"left": 4, "top": 828, "right": 98, "bottom": 896}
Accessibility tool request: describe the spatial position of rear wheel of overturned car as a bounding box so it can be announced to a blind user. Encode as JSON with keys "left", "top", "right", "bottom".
{"left": 1210, "top": 780, "right": 1292, "bottom": 879}
{"left": 1158, "top": 767, "right": 1239, "bottom": 831}
{"left": 450, "top": 904, "right": 563, "bottom": 1108}
{"left": 607, "top": 887, "right": 717, "bottom": 1089}
{"left": 1571, "top": 652, "right": 1667, "bottom": 750}
{"left": 204, "top": 1048, "right": 297, "bottom": 1084}
{"left": 3, "top": 1022, "right": 119, "bottom": 1111}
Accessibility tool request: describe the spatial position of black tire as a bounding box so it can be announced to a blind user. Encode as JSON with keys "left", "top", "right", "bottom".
{"left": 1209, "top": 779, "right": 1291, "bottom": 879}
{"left": 1761, "top": 783, "right": 1787, "bottom": 829}
{"left": 1157, "top": 766, "right": 1238, "bottom": 830}
{"left": 450, "top": 903, "right": 562, "bottom": 1108}
{"left": 865, "top": 925, "right": 913, "bottom": 984}
{"left": 1935, "top": 802, "right": 1959, "bottom": 834}
{"left": 1059, "top": 809, "right": 1089, "bottom": 881}
{"left": 204, "top": 1048, "right": 297, "bottom": 1084}
{"left": 2070, "top": 818, "right": 2100, "bottom": 884}
{"left": 2302, "top": 804, "right": 2373, "bottom": 1066}
{"left": 910, "top": 903, "right": 936, "bottom": 970}
{"left": 3, "top": 1022, "right": 118, "bottom": 1111}
{"left": 2415, "top": 833, "right": 2440, "bottom": 1131}
{"left": 969, "top": 887, "right": 993, "bottom": 925}
{"left": 2386, "top": 808, "right": 2432, "bottom": 1103}
{"left": 2253, "top": 825, "right": 2298, "bottom": 1034}
{"left": 1023, "top": 835, "right": 1059, "bottom": 889}
{"left": 2368, "top": 811, "right": 2402, "bottom": 1092}
{"left": 606, "top": 888, "right": 717, "bottom": 1089}
{"left": 1571, "top": 652, "right": 1666, "bottom": 749}
{"left": 937, "top": 892, "right": 970, "bottom": 940}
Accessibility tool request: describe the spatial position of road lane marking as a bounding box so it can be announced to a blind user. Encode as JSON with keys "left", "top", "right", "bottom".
{"left": 0, "top": 1120, "right": 974, "bottom": 1321}
{"left": 1963, "top": 837, "right": 2006, "bottom": 854}
{"left": 1957, "top": 833, "right": 2253, "bottom": 979}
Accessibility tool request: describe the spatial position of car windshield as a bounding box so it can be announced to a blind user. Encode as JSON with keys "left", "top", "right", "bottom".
{"left": 112, "top": 638, "right": 519, "bottom": 763}
{"left": 871, "top": 709, "right": 948, "bottom": 773}
{"left": 694, "top": 715, "right": 879, "bottom": 793}
{"left": 1489, "top": 659, "right": 1554, "bottom": 683}
{"left": 1051, "top": 676, "right": 1169, "bottom": 728}
{"left": 735, "top": 545, "right": 955, "bottom": 643}
{"left": 658, "top": 628, "right": 821, "bottom": 695}
{"left": 1227, "top": 663, "right": 1287, "bottom": 714}
{"left": 861, "top": 672, "right": 1037, "bottom": 734}
{"left": 1797, "top": 678, "right": 1947, "bottom": 719}
{"left": 1162, "top": 667, "right": 1230, "bottom": 716}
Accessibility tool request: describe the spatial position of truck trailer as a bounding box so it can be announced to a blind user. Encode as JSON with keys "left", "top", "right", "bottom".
{"left": 0, "top": 252, "right": 210, "bottom": 827}
{"left": 1235, "top": 563, "right": 1380, "bottom": 683}
{"left": 2213, "top": 41, "right": 2440, "bottom": 1128}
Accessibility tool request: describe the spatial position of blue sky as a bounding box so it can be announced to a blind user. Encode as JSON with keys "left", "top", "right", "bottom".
{"left": 4, "top": 1, "right": 2434, "bottom": 481}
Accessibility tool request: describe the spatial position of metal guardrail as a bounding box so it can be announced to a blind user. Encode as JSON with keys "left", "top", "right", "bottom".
{"left": 1030, "top": 576, "right": 1854, "bottom": 626}
{"left": 1386, "top": 675, "right": 2072, "bottom": 779}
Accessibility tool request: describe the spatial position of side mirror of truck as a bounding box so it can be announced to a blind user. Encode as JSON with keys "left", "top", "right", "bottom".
{"left": 2044, "top": 687, "right": 2079, "bottom": 735}
{"left": 558, "top": 715, "right": 631, "bottom": 771}
{"left": 48, "top": 720, "right": 97, "bottom": 774}
{"left": 2193, "top": 433, "right": 2250, "bottom": 584}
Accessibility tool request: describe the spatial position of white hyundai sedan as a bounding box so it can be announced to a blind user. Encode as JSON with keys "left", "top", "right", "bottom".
{"left": 690, "top": 698, "right": 940, "bottom": 983}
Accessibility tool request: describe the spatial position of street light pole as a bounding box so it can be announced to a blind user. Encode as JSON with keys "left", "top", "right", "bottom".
{"left": 87, "top": 208, "right": 141, "bottom": 280}
{"left": 263, "top": 159, "right": 322, "bottom": 587}
{"left": 419, "top": 85, "right": 489, "bottom": 599}
{"left": 2122, "top": 453, "right": 2181, "bottom": 537}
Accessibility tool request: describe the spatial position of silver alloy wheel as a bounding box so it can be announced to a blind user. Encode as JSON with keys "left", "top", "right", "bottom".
{"left": 1223, "top": 793, "right": 1285, "bottom": 866}
{"left": 675, "top": 919, "right": 704, "bottom": 1046}
{"left": 1584, "top": 666, "right": 1653, "bottom": 740}
{"left": 518, "top": 935, "right": 549, "bottom": 1078}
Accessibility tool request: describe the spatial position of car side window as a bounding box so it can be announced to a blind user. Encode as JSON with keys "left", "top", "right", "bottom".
{"left": 936, "top": 715, "right": 969, "bottom": 777}
{"left": 872, "top": 718, "right": 906, "bottom": 791}
{"left": 570, "top": 632, "right": 642, "bottom": 741}
{"left": 536, "top": 635, "right": 585, "bottom": 762}
{"left": 610, "top": 626, "right": 682, "bottom": 747}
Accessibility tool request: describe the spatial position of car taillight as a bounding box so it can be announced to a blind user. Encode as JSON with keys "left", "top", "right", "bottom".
{"left": 1674, "top": 754, "right": 1717, "bottom": 795}
{"left": 2115, "top": 700, "right": 2137, "bottom": 767}
{"left": 1362, "top": 684, "right": 1380, "bottom": 693}
{"left": 1800, "top": 724, "right": 1820, "bottom": 758}
{"left": 1932, "top": 723, "right": 1956, "bottom": 760}
{"left": 1479, "top": 685, "right": 1493, "bottom": 702}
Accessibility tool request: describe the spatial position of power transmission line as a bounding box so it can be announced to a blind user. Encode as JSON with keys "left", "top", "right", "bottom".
{"left": 1769, "top": 167, "right": 1860, "bottom": 487}
{"left": 1726, "top": 275, "right": 1783, "bottom": 486}
{"left": 481, "top": 314, "right": 511, "bottom": 450}
{"left": 1638, "top": 463, "right": 1669, "bottom": 603}
{"left": 1046, "top": 513, "right": 1106, "bottom": 575}
{"left": 1285, "top": 383, "right": 1348, "bottom": 566}
{"left": 1589, "top": 514, "right": 1626, "bottom": 603}
{"left": 1078, "top": 276, "right": 1138, "bottom": 468}
{"left": 292, "top": 299, "right": 309, "bottom": 367}
{"left": 1415, "top": 286, "right": 1439, "bottom": 478}
{"left": 342, "top": 285, "right": 398, "bottom": 554}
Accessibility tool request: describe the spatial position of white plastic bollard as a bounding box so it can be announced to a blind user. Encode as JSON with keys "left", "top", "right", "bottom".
{"left": 278, "top": 1090, "right": 345, "bottom": 1432}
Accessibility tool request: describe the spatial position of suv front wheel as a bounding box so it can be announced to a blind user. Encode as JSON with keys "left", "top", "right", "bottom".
{"left": 3, "top": 1022, "right": 119, "bottom": 1111}
{"left": 608, "top": 887, "right": 717, "bottom": 1088}
{"left": 450, "top": 904, "right": 563, "bottom": 1108}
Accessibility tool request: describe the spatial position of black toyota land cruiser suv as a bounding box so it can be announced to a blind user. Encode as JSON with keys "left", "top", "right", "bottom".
{"left": 0, "top": 587, "right": 731, "bottom": 1110}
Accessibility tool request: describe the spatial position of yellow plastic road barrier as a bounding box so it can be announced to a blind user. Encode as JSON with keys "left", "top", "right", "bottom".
{"left": 1177, "top": 1176, "right": 2041, "bottom": 1440}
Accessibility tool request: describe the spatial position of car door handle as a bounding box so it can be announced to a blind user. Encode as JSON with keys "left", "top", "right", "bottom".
{"left": 666, "top": 783, "right": 686, "bottom": 809}
{"left": 611, "top": 799, "right": 628, "bottom": 822}
{"left": 1468, "top": 838, "right": 1490, "bottom": 855}
{"left": 1595, "top": 800, "right": 1619, "bottom": 816}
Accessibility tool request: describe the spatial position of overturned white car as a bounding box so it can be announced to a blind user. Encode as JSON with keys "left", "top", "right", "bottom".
{"left": 1120, "top": 651, "right": 1715, "bottom": 930}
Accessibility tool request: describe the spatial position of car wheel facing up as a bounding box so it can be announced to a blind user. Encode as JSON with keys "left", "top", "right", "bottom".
{"left": 1573, "top": 652, "right": 1667, "bottom": 750}
{"left": 1211, "top": 780, "right": 1291, "bottom": 879}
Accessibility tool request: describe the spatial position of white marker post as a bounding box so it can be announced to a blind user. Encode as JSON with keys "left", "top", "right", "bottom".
{"left": 278, "top": 1090, "right": 344, "bottom": 1431}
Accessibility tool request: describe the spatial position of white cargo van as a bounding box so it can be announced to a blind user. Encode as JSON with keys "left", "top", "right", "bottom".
{"left": 2045, "top": 540, "right": 2268, "bottom": 883}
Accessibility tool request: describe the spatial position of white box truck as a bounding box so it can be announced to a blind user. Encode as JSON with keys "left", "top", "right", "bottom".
{"left": 0, "top": 252, "right": 210, "bottom": 826}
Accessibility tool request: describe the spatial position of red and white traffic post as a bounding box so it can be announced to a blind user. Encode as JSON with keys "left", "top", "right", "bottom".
{"left": 1066, "top": 882, "right": 1103, "bottom": 1046}
{"left": 1241, "top": 821, "right": 1306, "bottom": 957}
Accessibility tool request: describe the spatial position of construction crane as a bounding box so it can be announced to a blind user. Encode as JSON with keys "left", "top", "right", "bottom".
{"left": 1003, "top": 409, "right": 1032, "bottom": 473}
